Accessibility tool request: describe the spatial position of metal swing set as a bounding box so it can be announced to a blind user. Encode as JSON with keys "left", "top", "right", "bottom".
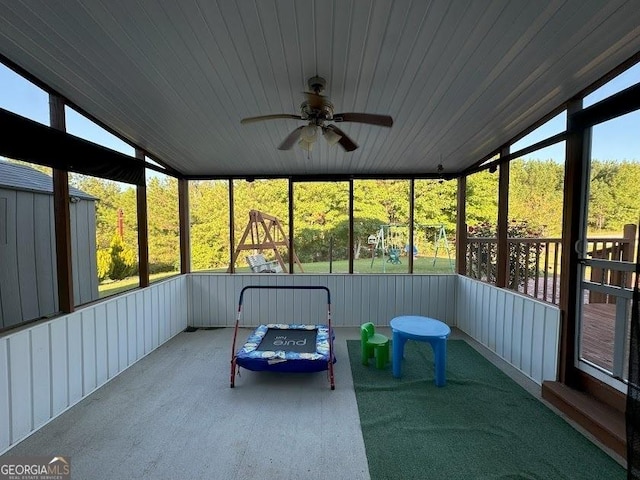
{"left": 368, "top": 223, "right": 453, "bottom": 272}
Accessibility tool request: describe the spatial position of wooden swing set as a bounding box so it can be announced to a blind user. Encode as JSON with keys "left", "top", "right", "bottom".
{"left": 229, "top": 210, "right": 304, "bottom": 273}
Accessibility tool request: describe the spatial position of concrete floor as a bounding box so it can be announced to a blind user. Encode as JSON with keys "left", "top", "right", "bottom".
{"left": 1, "top": 326, "right": 623, "bottom": 478}
{"left": 2, "top": 327, "right": 370, "bottom": 480}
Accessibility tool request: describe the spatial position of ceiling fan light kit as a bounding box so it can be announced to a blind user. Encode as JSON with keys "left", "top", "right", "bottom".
{"left": 301, "top": 124, "right": 318, "bottom": 142}
{"left": 298, "top": 138, "right": 315, "bottom": 152}
{"left": 241, "top": 76, "right": 393, "bottom": 153}
{"left": 322, "top": 127, "right": 342, "bottom": 146}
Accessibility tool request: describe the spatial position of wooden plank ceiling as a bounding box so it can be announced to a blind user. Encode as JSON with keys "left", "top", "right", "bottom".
{"left": 0, "top": 0, "right": 639, "bottom": 178}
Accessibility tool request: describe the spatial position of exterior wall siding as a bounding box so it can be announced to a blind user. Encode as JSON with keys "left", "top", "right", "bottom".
{"left": 0, "top": 189, "right": 98, "bottom": 328}
{"left": 0, "top": 275, "right": 187, "bottom": 454}
{"left": 70, "top": 198, "right": 99, "bottom": 306}
{"left": 456, "top": 276, "right": 560, "bottom": 385}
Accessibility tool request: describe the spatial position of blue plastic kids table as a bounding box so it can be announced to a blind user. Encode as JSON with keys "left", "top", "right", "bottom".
{"left": 390, "top": 315, "right": 451, "bottom": 387}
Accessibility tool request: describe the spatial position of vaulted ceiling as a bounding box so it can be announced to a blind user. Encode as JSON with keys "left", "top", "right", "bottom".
{"left": 1, "top": 0, "right": 639, "bottom": 178}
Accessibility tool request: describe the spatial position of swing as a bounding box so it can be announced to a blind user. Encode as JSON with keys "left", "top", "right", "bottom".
{"left": 387, "top": 225, "right": 403, "bottom": 264}
{"left": 370, "top": 224, "right": 406, "bottom": 270}
{"left": 387, "top": 247, "right": 401, "bottom": 264}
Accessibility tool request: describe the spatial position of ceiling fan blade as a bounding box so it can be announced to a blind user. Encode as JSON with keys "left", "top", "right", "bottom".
{"left": 333, "top": 113, "right": 393, "bottom": 127}
{"left": 241, "top": 114, "right": 303, "bottom": 124}
{"left": 278, "top": 126, "right": 305, "bottom": 150}
{"left": 326, "top": 124, "right": 358, "bottom": 152}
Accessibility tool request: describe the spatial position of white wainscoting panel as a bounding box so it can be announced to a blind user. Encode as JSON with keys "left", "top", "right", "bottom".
{"left": 456, "top": 276, "right": 560, "bottom": 384}
{"left": 188, "top": 274, "right": 457, "bottom": 327}
{"left": 1, "top": 272, "right": 563, "bottom": 454}
{"left": 0, "top": 275, "right": 187, "bottom": 454}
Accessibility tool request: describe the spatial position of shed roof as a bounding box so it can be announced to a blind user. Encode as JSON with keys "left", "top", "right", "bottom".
{"left": 0, "top": 159, "right": 96, "bottom": 200}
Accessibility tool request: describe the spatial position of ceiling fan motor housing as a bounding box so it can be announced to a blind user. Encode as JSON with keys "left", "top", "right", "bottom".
{"left": 307, "top": 75, "right": 326, "bottom": 94}
{"left": 300, "top": 100, "right": 334, "bottom": 124}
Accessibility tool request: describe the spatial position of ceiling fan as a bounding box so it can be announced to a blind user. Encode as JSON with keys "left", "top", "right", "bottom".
{"left": 240, "top": 76, "right": 393, "bottom": 152}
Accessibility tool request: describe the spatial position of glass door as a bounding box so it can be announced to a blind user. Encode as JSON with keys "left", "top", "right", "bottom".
{"left": 575, "top": 110, "right": 640, "bottom": 390}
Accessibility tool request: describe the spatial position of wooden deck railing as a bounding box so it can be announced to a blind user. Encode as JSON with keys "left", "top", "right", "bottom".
{"left": 465, "top": 224, "right": 636, "bottom": 305}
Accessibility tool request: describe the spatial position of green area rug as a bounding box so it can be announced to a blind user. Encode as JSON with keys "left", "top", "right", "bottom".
{"left": 347, "top": 339, "right": 625, "bottom": 480}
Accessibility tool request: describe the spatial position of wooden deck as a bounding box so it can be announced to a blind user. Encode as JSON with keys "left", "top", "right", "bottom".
{"left": 581, "top": 302, "right": 617, "bottom": 373}
{"left": 515, "top": 276, "right": 623, "bottom": 376}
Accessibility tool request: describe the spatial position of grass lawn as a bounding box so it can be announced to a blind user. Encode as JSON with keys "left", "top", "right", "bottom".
{"left": 203, "top": 254, "right": 455, "bottom": 274}
{"left": 298, "top": 256, "right": 455, "bottom": 274}
{"left": 99, "top": 255, "right": 455, "bottom": 298}
{"left": 98, "top": 271, "right": 180, "bottom": 298}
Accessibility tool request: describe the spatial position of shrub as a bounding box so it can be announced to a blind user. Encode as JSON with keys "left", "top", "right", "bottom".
{"left": 108, "top": 235, "right": 138, "bottom": 280}
{"left": 149, "top": 262, "right": 179, "bottom": 275}
{"left": 467, "top": 220, "right": 544, "bottom": 288}
{"left": 96, "top": 248, "right": 111, "bottom": 282}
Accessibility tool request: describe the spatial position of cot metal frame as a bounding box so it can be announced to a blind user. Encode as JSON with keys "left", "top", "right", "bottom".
{"left": 230, "top": 285, "right": 335, "bottom": 390}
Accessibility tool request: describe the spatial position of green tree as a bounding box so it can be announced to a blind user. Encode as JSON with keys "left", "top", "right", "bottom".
{"left": 508, "top": 159, "right": 564, "bottom": 235}
{"left": 147, "top": 175, "right": 180, "bottom": 273}
{"left": 231, "top": 179, "right": 288, "bottom": 268}
{"left": 588, "top": 160, "right": 617, "bottom": 231}
{"left": 353, "top": 180, "right": 410, "bottom": 259}
{"left": 608, "top": 161, "right": 640, "bottom": 230}
{"left": 70, "top": 174, "right": 124, "bottom": 250}
{"left": 293, "top": 182, "right": 349, "bottom": 262}
{"left": 414, "top": 179, "right": 457, "bottom": 228}
{"left": 190, "top": 180, "right": 231, "bottom": 270}
{"left": 466, "top": 170, "right": 499, "bottom": 228}
{"left": 414, "top": 179, "right": 457, "bottom": 255}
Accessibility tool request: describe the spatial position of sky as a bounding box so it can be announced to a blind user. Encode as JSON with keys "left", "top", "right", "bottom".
{"left": 512, "top": 62, "right": 640, "bottom": 162}
{"left": 0, "top": 60, "right": 638, "bottom": 168}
